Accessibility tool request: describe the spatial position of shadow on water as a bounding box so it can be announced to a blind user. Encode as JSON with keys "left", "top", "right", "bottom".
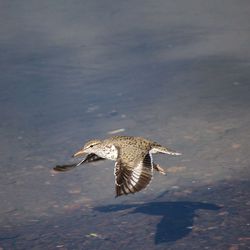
{"left": 95, "top": 201, "right": 221, "bottom": 244}
{"left": 1, "top": 180, "right": 249, "bottom": 249}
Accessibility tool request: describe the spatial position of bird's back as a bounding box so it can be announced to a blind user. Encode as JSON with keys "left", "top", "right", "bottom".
{"left": 106, "top": 136, "right": 153, "bottom": 166}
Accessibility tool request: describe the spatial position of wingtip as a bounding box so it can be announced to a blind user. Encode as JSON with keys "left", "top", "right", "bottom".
{"left": 53, "top": 164, "right": 76, "bottom": 172}
{"left": 53, "top": 165, "right": 63, "bottom": 172}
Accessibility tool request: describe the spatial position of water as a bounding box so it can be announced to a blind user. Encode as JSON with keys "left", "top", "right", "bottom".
{"left": 0, "top": 0, "right": 250, "bottom": 249}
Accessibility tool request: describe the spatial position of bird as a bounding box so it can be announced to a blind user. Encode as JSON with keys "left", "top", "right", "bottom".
{"left": 54, "top": 136, "right": 181, "bottom": 197}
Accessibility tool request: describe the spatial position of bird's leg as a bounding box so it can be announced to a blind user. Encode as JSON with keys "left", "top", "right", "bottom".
{"left": 153, "top": 163, "right": 166, "bottom": 175}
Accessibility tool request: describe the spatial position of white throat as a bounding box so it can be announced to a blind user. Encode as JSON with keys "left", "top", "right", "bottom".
{"left": 96, "top": 144, "right": 118, "bottom": 161}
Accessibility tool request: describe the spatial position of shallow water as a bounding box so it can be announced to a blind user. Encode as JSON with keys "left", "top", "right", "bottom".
{"left": 0, "top": 0, "right": 250, "bottom": 249}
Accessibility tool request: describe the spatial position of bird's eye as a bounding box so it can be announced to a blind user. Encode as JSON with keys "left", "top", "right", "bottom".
{"left": 90, "top": 145, "right": 94, "bottom": 148}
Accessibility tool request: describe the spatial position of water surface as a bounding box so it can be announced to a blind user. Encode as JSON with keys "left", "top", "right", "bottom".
{"left": 0, "top": 0, "right": 250, "bottom": 249}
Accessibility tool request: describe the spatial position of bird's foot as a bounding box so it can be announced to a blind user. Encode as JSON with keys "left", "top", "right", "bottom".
{"left": 153, "top": 164, "right": 167, "bottom": 175}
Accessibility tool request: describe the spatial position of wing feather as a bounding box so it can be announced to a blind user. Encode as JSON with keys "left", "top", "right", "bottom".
{"left": 114, "top": 153, "right": 153, "bottom": 197}
{"left": 53, "top": 153, "right": 104, "bottom": 172}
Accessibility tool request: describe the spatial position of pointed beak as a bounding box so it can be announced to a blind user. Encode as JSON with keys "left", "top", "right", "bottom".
{"left": 72, "top": 149, "right": 86, "bottom": 158}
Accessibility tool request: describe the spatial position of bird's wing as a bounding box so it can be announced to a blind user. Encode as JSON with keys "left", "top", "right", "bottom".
{"left": 83, "top": 153, "right": 105, "bottom": 163}
{"left": 150, "top": 144, "right": 181, "bottom": 156}
{"left": 114, "top": 153, "right": 153, "bottom": 197}
{"left": 53, "top": 153, "right": 104, "bottom": 172}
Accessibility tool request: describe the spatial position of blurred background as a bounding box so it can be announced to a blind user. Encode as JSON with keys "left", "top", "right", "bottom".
{"left": 0, "top": 0, "right": 250, "bottom": 249}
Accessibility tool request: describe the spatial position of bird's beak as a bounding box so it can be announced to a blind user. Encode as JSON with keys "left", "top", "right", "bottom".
{"left": 72, "top": 149, "right": 86, "bottom": 158}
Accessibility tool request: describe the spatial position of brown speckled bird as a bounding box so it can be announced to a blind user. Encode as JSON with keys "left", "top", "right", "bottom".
{"left": 54, "top": 136, "right": 181, "bottom": 197}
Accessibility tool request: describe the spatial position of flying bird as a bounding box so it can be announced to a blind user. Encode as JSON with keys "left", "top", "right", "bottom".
{"left": 54, "top": 136, "right": 181, "bottom": 197}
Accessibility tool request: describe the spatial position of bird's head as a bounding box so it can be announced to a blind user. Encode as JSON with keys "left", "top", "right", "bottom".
{"left": 72, "top": 139, "right": 102, "bottom": 157}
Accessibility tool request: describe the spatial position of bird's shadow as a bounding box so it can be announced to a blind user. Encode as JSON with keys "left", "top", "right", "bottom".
{"left": 95, "top": 201, "right": 221, "bottom": 244}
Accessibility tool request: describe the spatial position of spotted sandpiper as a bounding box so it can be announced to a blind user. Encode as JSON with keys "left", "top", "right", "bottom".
{"left": 54, "top": 136, "right": 181, "bottom": 197}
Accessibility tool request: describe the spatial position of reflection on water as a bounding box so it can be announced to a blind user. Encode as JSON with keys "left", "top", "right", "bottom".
{"left": 1, "top": 0, "right": 250, "bottom": 249}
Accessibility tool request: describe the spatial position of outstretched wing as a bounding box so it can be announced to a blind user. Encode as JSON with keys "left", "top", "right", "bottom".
{"left": 83, "top": 153, "right": 105, "bottom": 163}
{"left": 114, "top": 153, "right": 153, "bottom": 197}
{"left": 53, "top": 153, "right": 104, "bottom": 172}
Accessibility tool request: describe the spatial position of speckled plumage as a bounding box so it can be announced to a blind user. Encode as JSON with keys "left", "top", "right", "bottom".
{"left": 54, "top": 135, "right": 181, "bottom": 197}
